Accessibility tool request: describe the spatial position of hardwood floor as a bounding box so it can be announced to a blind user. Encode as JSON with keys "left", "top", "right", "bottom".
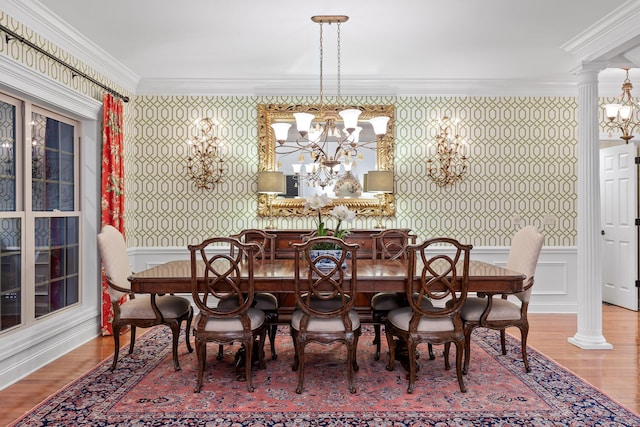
{"left": 0, "top": 304, "right": 638, "bottom": 425}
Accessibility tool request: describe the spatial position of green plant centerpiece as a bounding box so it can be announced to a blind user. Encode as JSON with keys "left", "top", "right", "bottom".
{"left": 304, "top": 194, "right": 356, "bottom": 267}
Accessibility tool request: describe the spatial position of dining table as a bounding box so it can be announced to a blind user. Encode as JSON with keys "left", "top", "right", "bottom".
{"left": 128, "top": 258, "right": 525, "bottom": 295}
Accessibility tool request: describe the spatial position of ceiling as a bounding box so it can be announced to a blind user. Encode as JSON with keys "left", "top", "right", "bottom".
{"left": 6, "top": 0, "right": 640, "bottom": 96}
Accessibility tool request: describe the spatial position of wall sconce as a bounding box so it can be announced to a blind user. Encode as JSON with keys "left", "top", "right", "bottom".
{"left": 426, "top": 116, "right": 469, "bottom": 187}
{"left": 604, "top": 68, "right": 639, "bottom": 143}
{"left": 258, "top": 171, "right": 285, "bottom": 229}
{"left": 187, "top": 118, "right": 226, "bottom": 190}
{"left": 0, "top": 138, "right": 14, "bottom": 175}
{"left": 364, "top": 170, "right": 393, "bottom": 229}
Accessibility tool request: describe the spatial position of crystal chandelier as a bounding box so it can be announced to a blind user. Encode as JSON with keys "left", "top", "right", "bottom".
{"left": 186, "top": 118, "right": 226, "bottom": 190}
{"left": 604, "top": 68, "right": 640, "bottom": 143}
{"left": 426, "top": 116, "right": 470, "bottom": 187}
{"left": 271, "top": 15, "right": 390, "bottom": 189}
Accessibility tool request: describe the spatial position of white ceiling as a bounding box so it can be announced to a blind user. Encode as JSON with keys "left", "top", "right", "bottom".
{"left": 5, "top": 0, "right": 640, "bottom": 96}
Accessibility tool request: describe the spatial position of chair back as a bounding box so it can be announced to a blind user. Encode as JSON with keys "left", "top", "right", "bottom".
{"left": 293, "top": 236, "right": 359, "bottom": 322}
{"left": 97, "top": 225, "right": 132, "bottom": 302}
{"left": 188, "top": 237, "right": 260, "bottom": 319}
{"left": 406, "top": 237, "right": 472, "bottom": 324}
{"left": 371, "top": 229, "right": 417, "bottom": 260}
{"left": 506, "top": 225, "right": 544, "bottom": 303}
{"left": 230, "top": 229, "right": 276, "bottom": 260}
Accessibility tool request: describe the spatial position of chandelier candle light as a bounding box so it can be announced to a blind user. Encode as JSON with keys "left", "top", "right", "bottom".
{"left": 271, "top": 15, "right": 390, "bottom": 189}
{"left": 187, "top": 118, "right": 226, "bottom": 190}
{"left": 604, "top": 68, "right": 640, "bottom": 143}
{"left": 426, "top": 116, "right": 470, "bottom": 187}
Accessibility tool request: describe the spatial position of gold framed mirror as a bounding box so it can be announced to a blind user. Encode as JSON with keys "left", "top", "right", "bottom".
{"left": 257, "top": 103, "right": 395, "bottom": 217}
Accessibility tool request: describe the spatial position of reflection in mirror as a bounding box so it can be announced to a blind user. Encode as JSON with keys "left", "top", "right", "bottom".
{"left": 258, "top": 104, "right": 395, "bottom": 217}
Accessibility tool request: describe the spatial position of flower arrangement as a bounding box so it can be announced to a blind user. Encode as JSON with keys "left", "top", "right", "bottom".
{"left": 304, "top": 193, "right": 356, "bottom": 250}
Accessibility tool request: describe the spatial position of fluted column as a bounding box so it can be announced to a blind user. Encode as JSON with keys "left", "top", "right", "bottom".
{"left": 568, "top": 63, "right": 612, "bottom": 349}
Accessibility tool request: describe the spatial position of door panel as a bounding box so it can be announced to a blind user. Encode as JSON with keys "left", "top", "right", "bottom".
{"left": 600, "top": 144, "right": 638, "bottom": 311}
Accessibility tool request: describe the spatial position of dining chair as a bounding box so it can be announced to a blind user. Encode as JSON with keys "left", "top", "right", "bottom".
{"left": 188, "top": 236, "right": 267, "bottom": 393}
{"left": 369, "top": 229, "right": 431, "bottom": 361}
{"left": 385, "top": 237, "right": 472, "bottom": 394}
{"left": 97, "top": 224, "right": 193, "bottom": 372}
{"left": 458, "top": 225, "right": 543, "bottom": 374}
{"left": 216, "top": 229, "right": 279, "bottom": 360}
{"left": 291, "top": 236, "right": 361, "bottom": 394}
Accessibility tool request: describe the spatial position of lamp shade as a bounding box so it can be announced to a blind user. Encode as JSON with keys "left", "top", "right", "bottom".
{"left": 257, "top": 171, "right": 285, "bottom": 194}
{"left": 271, "top": 123, "right": 291, "bottom": 142}
{"left": 366, "top": 170, "right": 394, "bottom": 193}
{"left": 369, "top": 116, "right": 390, "bottom": 135}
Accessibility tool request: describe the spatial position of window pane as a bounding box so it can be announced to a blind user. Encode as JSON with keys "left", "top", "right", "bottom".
{"left": 0, "top": 100, "right": 16, "bottom": 211}
{"left": 34, "top": 217, "right": 79, "bottom": 318}
{"left": 32, "top": 113, "right": 75, "bottom": 212}
{"left": 0, "top": 218, "right": 21, "bottom": 330}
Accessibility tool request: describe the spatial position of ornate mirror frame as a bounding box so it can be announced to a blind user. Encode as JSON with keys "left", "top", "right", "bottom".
{"left": 257, "top": 103, "right": 395, "bottom": 217}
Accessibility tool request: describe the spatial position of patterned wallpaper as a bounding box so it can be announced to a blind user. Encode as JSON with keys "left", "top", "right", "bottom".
{"left": 130, "top": 95, "right": 577, "bottom": 247}
{"left": 0, "top": 12, "right": 578, "bottom": 248}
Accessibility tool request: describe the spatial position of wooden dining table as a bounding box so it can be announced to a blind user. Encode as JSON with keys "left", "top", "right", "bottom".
{"left": 129, "top": 258, "right": 525, "bottom": 296}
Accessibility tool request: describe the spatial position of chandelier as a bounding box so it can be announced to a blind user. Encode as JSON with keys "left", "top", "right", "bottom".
{"left": 604, "top": 68, "right": 640, "bottom": 143}
{"left": 271, "top": 15, "right": 390, "bottom": 189}
{"left": 426, "top": 116, "right": 470, "bottom": 187}
{"left": 186, "top": 118, "right": 226, "bottom": 190}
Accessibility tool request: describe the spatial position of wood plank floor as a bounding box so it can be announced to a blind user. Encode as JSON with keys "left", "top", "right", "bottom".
{"left": 0, "top": 304, "right": 638, "bottom": 425}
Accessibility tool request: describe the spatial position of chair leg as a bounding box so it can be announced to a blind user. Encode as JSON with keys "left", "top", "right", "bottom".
{"left": 373, "top": 323, "right": 382, "bottom": 360}
{"left": 500, "top": 329, "right": 507, "bottom": 355}
{"left": 406, "top": 338, "right": 418, "bottom": 394}
{"left": 443, "top": 342, "right": 451, "bottom": 370}
{"left": 454, "top": 339, "right": 467, "bottom": 393}
{"left": 217, "top": 344, "right": 225, "bottom": 360}
{"left": 268, "top": 323, "right": 278, "bottom": 360}
{"left": 463, "top": 325, "right": 474, "bottom": 375}
{"left": 346, "top": 337, "right": 357, "bottom": 394}
{"left": 168, "top": 320, "right": 181, "bottom": 371}
{"left": 128, "top": 325, "right": 137, "bottom": 355}
{"left": 385, "top": 325, "right": 396, "bottom": 372}
{"left": 184, "top": 307, "right": 194, "bottom": 353}
{"left": 194, "top": 337, "right": 206, "bottom": 393}
{"left": 519, "top": 324, "right": 531, "bottom": 373}
{"left": 110, "top": 324, "right": 121, "bottom": 371}
{"left": 295, "top": 339, "right": 306, "bottom": 394}
{"left": 244, "top": 339, "right": 255, "bottom": 392}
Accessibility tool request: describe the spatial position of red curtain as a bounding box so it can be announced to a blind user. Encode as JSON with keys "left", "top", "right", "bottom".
{"left": 100, "top": 93, "right": 126, "bottom": 335}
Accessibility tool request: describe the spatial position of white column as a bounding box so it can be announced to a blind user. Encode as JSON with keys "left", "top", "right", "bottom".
{"left": 568, "top": 63, "right": 612, "bottom": 349}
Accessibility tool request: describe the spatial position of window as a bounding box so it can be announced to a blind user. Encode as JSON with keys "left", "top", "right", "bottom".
{"left": 0, "top": 93, "right": 80, "bottom": 331}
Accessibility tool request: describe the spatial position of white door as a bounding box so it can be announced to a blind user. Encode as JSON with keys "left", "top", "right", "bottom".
{"left": 600, "top": 143, "right": 638, "bottom": 311}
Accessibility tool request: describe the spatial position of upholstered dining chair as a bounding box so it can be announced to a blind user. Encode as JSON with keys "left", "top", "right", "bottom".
{"left": 216, "top": 229, "right": 279, "bottom": 360}
{"left": 97, "top": 224, "right": 193, "bottom": 372}
{"left": 385, "top": 237, "right": 472, "bottom": 394}
{"left": 188, "top": 236, "right": 267, "bottom": 393}
{"left": 291, "top": 236, "right": 361, "bottom": 394}
{"left": 458, "top": 225, "right": 543, "bottom": 374}
{"left": 369, "top": 229, "right": 429, "bottom": 361}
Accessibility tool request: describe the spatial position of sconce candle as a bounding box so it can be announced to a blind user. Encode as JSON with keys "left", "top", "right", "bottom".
{"left": 187, "top": 118, "right": 226, "bottom": 190}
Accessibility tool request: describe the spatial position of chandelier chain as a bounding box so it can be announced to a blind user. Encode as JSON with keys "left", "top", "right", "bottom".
{"left": 319, "top": 22, "right": 324, "bottom": 106}
{"left": 337, "top": 22, "right": 342, "bottom": 103}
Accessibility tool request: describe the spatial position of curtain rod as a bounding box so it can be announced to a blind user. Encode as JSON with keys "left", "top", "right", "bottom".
{"left": 0, "top": 24, "right": 130, "bottom": 103}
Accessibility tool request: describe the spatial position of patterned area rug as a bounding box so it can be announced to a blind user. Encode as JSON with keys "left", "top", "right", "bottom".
{"left": 10, "top": 326, "right": 640, "bottom": 426}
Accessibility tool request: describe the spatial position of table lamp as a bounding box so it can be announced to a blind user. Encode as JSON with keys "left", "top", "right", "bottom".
{"left": 365, "top": 170, "right": 393, "bottom": 229}
{"left": 258, "top": 171, "right": 285, "bottom": 229}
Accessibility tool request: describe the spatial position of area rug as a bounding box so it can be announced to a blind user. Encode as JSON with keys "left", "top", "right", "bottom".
{"left": 10, "top": 326, "right": 640, "bottom": 426}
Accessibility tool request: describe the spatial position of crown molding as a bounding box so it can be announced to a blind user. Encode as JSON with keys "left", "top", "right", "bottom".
{"left": 1, "top": 0, "right": 139, "bottom": 94}
{"left": 562, "top": 0, "right": 640, "bottom": 65}
{"left": 137, "top": 76, "right": 582, "bottom": 98}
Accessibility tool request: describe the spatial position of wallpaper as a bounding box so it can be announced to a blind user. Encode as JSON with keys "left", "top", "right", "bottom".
{"left": 130, "top": 95, "right": 577, "bottom": 247}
